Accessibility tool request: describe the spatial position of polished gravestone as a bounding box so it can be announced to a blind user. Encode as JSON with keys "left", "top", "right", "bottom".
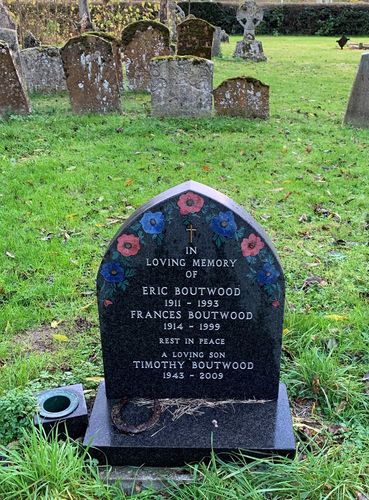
{"left": 84, "top": 181, "right": 295, "bottom": 465}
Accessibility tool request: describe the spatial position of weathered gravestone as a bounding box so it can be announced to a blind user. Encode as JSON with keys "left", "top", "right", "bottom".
{"left": 121, "top": 21, "right": 170, "bottom": 92}
{"left": 177, "top": 18, "right": 215, "bottom": 60}
{"left": 21, "top": 47, "right": 66, "bottom": 94}
{"left": 85, "top": 31, "right": 124, "bottom": 91}
{"left": 150, "top": 56, "right": 213, "bottom": 117}
{"left": 168, "top": 1, "right": 185, "bottom": 43}
{"left": 84, "top": 181, "right": 295, "bottom": 466}
{"left": 233, "top": 0, "right": 266, "bottom": 62}
{"left": 61, "top": 34, "right": 121, "bottom": 114}
{"left": 0, "top": 2, "right": 23, "bottom": 76}
{"left": 344, "top": 53, "right": 369, "bottom": 128}
{"left": 0, "top": 41, "right": 30, "bottom": 116}
{"left": 23, "top": 31, "right": 41, "bottom": 49}
{"left": 211, "top": 26, "right": 222, "bottom": 58}
{"left": 0, "top": 1, "right": 16, "bottom": 30}
{"left": 214, "top": 76, "right": 269, "bottom": 119}
{"left": 0, "top": 27, "right": 23, "bottom": 76}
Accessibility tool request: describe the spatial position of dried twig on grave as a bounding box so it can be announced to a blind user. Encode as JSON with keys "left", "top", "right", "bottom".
{"left": 132, "top": 398, "right": 272, "bottom": 421}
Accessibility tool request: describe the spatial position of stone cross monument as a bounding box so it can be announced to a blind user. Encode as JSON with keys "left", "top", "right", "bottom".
{"left": 233, "top": 0, "right": 266, "bottom": 62}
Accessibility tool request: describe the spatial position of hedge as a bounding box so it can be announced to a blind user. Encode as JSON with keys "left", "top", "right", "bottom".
{"left": 4, "top": 1, "right": 369, "bottom": 45}
{"left": 178, "top": 3, "right": 369, "bottom": 36}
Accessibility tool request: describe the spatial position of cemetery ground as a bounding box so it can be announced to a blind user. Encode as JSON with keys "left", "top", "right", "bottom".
{"left": 0, "top": 35, "right": 368, "bottom": 498}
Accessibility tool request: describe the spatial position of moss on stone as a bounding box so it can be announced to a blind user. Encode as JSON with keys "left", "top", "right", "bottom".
{"left": 215, "top": 76, "right": 269, "bottom": 91}
{"left": 152, "top": 55, "right": 208, "bottom": 65}
{"left": 121, "top": 20, "right": 169, "bottom": 49}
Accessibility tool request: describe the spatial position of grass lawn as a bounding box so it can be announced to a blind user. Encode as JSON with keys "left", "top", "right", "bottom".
{"left": 0, "top": 35, "right": 368, "bottom": 498}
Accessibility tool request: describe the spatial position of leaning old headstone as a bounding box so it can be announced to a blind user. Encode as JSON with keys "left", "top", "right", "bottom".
{"left": 150, "top": 56, "right": 213, "bottom": 118}
{"left": 0, "top": 41, "right": 30, "bottom": 116}
{"left": 21, "top": 47, "right": 66, "bottom": 94}
{"left": 233, "top": 0, "right": 266, "bottom": 62}
{"left": 61, "top": 34, "right": 121, "bottom": 114}
{"left": 0, "top": 27, "right": 23, "bottom": 76}
{"left": 121, "top": 21, "right": 170, "bottom": 92}
{"left": 214, "top": 76, "right": 269, "bottom": 119}
{"left": 84, "top": 181, "right": 295, "bottom": 466}
{"left": 343, "top": 53, "right": 369, "bottom": 128}
{"left": 0, "top": 0, "right": 16, "bottom": 30}
{"left": 177, "top": 18, "right": 216, "bottom": 60}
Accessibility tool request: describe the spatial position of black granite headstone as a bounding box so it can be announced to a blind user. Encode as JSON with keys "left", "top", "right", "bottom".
{"left": 97, "top": 181, "right": 284, "bottom": 400}
{"left": 85, "top": 181, "right": 295, "bottom": 465}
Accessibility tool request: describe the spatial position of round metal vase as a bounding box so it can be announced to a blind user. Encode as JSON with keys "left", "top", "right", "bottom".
{"left": 38, "top": 388, "right": 79, "bottom": 419}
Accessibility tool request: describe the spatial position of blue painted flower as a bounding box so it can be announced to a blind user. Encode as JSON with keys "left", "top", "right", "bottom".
{"left": 211, "top": 211, "right": 237, "bottom": 238}
{"left": 257, "top": 263, "right": 280, "bottom": 285}
{"left": 101, "top": 262, "right": 125, "bottom": 283}
{"left": 140, "top": 211, "right": 164, "bottom": 234}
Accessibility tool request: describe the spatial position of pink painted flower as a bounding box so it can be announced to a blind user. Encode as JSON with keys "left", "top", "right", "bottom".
{"left": 177, "top": 192, "right": 204, "bottom": 216}
{"left": 104, "top": 299, "right": 113, "bottom": 307}
{"left": 241, "top": 233, "right": 265, "bottom": 257}
{"left": 117, "top": 234, "right": 140, "bottom": 257}
{"left": 272, "top": 300, "right": 280, "bottom": 309}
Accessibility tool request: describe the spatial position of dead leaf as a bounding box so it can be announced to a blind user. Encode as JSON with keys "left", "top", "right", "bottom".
{"left": 50, "top": 320, "right": 63, "bottom": 329}
{"left": 202, "top": 165, "right": 210, "bottom": 172}
{"left": 335, "top": 400, "right": 347, "bottom": 413}
{"left": 302, "top": 275, "right": 326, "bottom": 290}
{"left": 52, "top": 333, "right": 69, "bottom": 342}
{"left": 85, "top": 376, "right": 104, "bottom": 383}
{"left": 305, "top": 145, "right": 313, "bottom": 153}
{"left": 328, "top": 423, "right": 348, "bottom": 435}
{"left": 313, "top": 204, "right": 341, "bottom": 222}
{"left": 312, "top": 376, "right": 320, "bottom": 394}
{"left": 326, "top": 314, "right": 349, "bottom": 321}
{"left": 66, "top": 213, "right": 78, "bottom": 220}
{"left": 125, "top": 178, "right": 134, "bottom": 186}
{"left": 80, "top": 302, "right": 94, "bottom": 311}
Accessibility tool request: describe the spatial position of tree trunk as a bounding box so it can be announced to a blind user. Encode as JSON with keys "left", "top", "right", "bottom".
{"left": 159, "top": 0, "right": 168, "bottom": 24}
{"left": 78, "top": 0, "right": 95, "bottom": 32}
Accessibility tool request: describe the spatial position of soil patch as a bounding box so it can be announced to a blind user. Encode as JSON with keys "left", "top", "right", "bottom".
{"left": 14, "top": 317, "right": 94, "bottom": 353}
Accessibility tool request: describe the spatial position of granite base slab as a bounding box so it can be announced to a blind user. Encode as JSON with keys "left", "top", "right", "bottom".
{"left": 100, "top": 466, "right": 193, "bottom": 494}
{"left": 84, "top": 381, "right": 295, "bottom": 466}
